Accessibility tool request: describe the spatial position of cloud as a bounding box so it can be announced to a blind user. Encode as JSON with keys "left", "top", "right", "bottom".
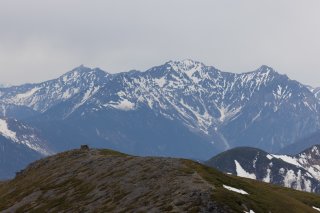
{"left": 1, "top": 0, "right": 320, "bottom": 86}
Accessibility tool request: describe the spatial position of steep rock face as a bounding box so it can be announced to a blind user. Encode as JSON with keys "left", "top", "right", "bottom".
{"left": 0, "top": 60, "right": 319, "bottom": 159}
{"left": 206, "top": 145, "right": 320, "bottom": 193}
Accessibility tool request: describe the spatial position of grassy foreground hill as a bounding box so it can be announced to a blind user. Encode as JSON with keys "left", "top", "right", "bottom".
{"left": 1, "top": 148, "right": 320, "bottom": 212}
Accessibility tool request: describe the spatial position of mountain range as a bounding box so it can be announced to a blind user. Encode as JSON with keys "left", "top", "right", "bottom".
{"left": 1, "top": 59, "right": 320, "bottom": 179}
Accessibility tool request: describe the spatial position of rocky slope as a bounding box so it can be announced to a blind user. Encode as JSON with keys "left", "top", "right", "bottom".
{"left": 0, "top": 60, "right": 320, "bottom": 160}
{"left": 1, "top": 148, "right": 320, "bottom": 212}
{"left": 206, "top": 145, "right": 320, "bottom": 193}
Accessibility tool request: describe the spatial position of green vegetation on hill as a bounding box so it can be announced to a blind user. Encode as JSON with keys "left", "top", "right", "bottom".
{"left": 0, "top": 148, "right": 320, "bottom": 212}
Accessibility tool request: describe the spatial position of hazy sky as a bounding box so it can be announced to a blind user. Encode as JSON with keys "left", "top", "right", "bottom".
{"left": 1, "top": 0, "right": 320, "bottom": 86}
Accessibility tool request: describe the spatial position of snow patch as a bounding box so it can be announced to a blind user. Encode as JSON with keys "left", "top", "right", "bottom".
{"left": 263, "top": 168, "right": 271, "bottom": 183}
{"left": 266, "top": 154, "right": 273, "bottom": 160}
{"left": 108, "top": 99, "right": 136, "bottom": 111}
{"left": 70, "top": 86, "right": 100, "bottom": 113}
{"left": 253, "top": 154, "right": 258, "bottom": 169}
{"left": 272, "top": 155, "right": 300, "bottom": 167}
{"left": 218, "top": 107, "right": 226, "bottom": 122}
{"left": 154, "top": 77, "right": 166, "bottom": 87}
{"left": 313, "top": 206, "right": 320, "bottom": 212}
{"left": 62, "top": 89, "right": 72, "bottom": 99}
{"left": 311, "top": 146, "right": 320, "bottom": 155}
{"left": 0, "top": 119, "right": 17, "bottom": 141}
{"left": 1, "top": 104, "right": 6, "bottom": 117}
{"left": 282, "top": 169, "right": 309, "bottom": 191}
{"left": 251, "top": 110, "right": 262, "bottom": 122}
{"left": 304, "top": 178, "right": 312, "bottom": 192}
{"left": 223, "top": 184, "right": 248, "bottom": 195}
{"left": 15, "top": 87, "right": 40, "bottom": 100}
{"left": 235, "top": 160, "right": 256, "bottom": 180}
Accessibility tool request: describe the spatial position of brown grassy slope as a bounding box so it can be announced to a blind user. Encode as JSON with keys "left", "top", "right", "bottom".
{"left": 0, "top": 148, "right": 320, "bottom": 213}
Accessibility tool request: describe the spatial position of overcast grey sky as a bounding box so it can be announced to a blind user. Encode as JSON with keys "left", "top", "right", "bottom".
{"left": 1, "top": 0, "right": 320, "bottom": 86}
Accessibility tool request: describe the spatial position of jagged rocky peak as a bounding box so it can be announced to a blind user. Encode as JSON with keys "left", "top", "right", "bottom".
{"left": 146, "top": 59, "right": 207, "bottom": 77}
{"left": 167, "top": 59, "right": 206, "bottom": 70}
{"left": 231, "top": 65, "right": 286, "bottom": 90}
{"left": 59, "top": 65, "right": 109, "bottom": 83}
{"left": 70, "top": 64, "right": 106, "bottom": 73}
{"left": 168, "top": 59, "right": 217, "bottom": 76}
{"left": 242, "top": 65, "right": 281, "bottom": 78}
{"left": 0, "top": 65, "right": 111, "bottom": 114}
{"left": 144, "top": 59, "right": 223, "bottom": 85}
{"left": 257, "top": 65, "right": 277, "bottom": 73}
{"left": 72, "top": 64, "right": 91, "bottom": 71}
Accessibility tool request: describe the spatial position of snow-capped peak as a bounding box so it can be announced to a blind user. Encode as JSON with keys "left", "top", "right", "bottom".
{"left": 71, "top": 64, "right": 95, "bottom": 73}
{"left": 257, "top": 65, "right": 276, "bottom": 73}
{"left": 60, "top": 65, "right": 108, "bottom": 83}
{"left": 168, "top": 59, "right": 204, "bottom": 67}
{"left": 168, "top": 58, "right": 204, "bottom": 68}
{"left": 0, "top": 66, "right": 109, "bottom": 113}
